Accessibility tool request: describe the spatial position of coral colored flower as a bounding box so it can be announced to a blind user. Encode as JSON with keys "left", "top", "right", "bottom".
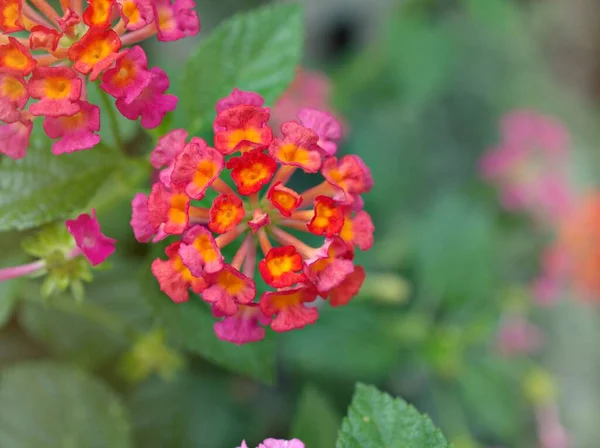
{"left": 202, "top": 265, "right": 255, "bottom": 316}
{"left": 269, "top": 121, "right": 322, "bottom": 172}
{"left": 115, "top": 67, "right": 177, "bottom": 129}
{"left": 259, "top": 246, "right": 306, "bottom": 288}
{"left": 260, "top": 286, "right": 318, "bottom": 332}
{"left": 117, "top": 0, "right": 153, "bottom": 30}
{"left": 133, "top": 91, "right": 374, "bottom": 343}
{"left": 480, "top": 110, "right": 573, "bottom": 223}
{"left": 227, "top": 149, "right": 277, "bottom": 195}
{"left": 147, "top": 182, "right": 190, "bottom": 235}
{"left": 178, "top": 225, "right": 223, "bottom": 276}
{"left": 213, "top": 303, "right": 270, "bottom": 345}
{"left": 209, "top": 194, "right": 244, "bottom": 234}
{"left": 339, "top": 210, "right": 374, "bottom": 250}
{"left": 130, "top": 193, "right": 167, "bottom": 243}
{"left": 28, "top": 67, "right": 82, "bottom": 117}
{"left": 0, "top": 72, "right": 28, "bottom": 123}
{"left": 214, "top": 105, "right": 273, "bottom": 155}
{"left": 307, "top": 195, "right": 344, "bottom": 237}
{"left": 83, "top": 0, "right": 116, "bottom": 28}
{"left": 29, "top": 26, "right": 60, "bottom": 51}
{"left": 266, "top": 182, "right": 302, "bottom": 217}
{"left": 326, "top": 265, "right": 365, "bottom": 307}
{"left": 0, "top": 0, "right": 24, "bottom": 33}
{"left": 297, "top": 108, "right": 342, "bottom": 156}
{"left": 322, "top": 155, "right": 373, "bottom": 204}
{"left": 150, "top": 128, "right": 188, "bottom": 168}
{"left": 151, "top": 242, "right": 207, "bottom": 303}
{"left": 66, "top": 210, "right": 116, "bottom": 266}
{"left": 68, "top": 28, "right": 122, "bottom": 80}
{"left": 0, "top": 37, "right": 36, "bottom": 76}
{"left": 152, "top": 0, "right": 200, "bottom": 42}
{"left": 0, "top": 119, "right": 32, "bottom": 159}
{"left": 305, "top": 237, "right": 355, "bottom": 292}
{"left": 57, "top": 8, "right": 81, "bottom": 33}
{"left": 248, "top": 209, "right": 270, "bottom": 233}
{"left": 43, "top": 101, "right": 101, "bottom": 155}
{"left": 170, "top": 139, "right": 224, "bottom": 199}
{"left": 100, "top": 46, "right": 152, "bottom": 104}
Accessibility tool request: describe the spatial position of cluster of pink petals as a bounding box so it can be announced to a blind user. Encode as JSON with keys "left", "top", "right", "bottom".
{"left": 238, "top": 439, "right": 304, "bottom": 448}
{"left": 479, "top": 110, "right": 574, "bottom": 224}
{"left": 132, "top": 88, "right": 374, "bottom": 345}
{"left": 66, "top": 209, "right": 116, "bottom": 265}
{"left": 0, "top": 0, "right": 199, "bottom": 159}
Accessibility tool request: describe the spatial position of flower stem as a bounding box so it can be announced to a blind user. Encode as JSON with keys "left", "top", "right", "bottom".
{"left": 0, "top": 260, "right": 45, "bottom": 282}
{"left": 98, "top": 87, "right": 125, "bottom": 153}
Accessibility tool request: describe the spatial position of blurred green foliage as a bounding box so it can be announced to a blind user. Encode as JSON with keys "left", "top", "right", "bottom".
{"left": 1, "top": 0, "right": 599, "bottom": 446}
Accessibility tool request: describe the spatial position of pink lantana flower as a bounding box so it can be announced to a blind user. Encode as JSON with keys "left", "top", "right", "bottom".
{"left": 43, "top": 101, "right": 101, "bottom": 155}
{"left": 237, "top": 439, "right": 305, "bottom": 448}
{"left": 213, "top": 303, "right": 270, "bottom": 345}
{"left": 297, "top": 108, "right": 343, "bottom": 156}
{"left": 130, "top": 193, "right": 168, "bottom": 243}
{"left": 100, "top": 46, "right": 153, "bottom": 104}
{"left": 0, "top": 120, "right": 32, "bottom": 159}
{"left": 66, "top": 210, "right": 116, "bottom": 266}
{"left": 115, "top": 67, "right": 178, "bottom": 129}
{"left": 152, "top": 0, "right": 200, "bottom": 42}
{"left": 479, "top": 110, "right": 574, "bottom": 223}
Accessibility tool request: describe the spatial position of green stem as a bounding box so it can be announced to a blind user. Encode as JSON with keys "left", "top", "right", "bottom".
{"left": 98, "top": 87, "right": 125, "bottom": 152}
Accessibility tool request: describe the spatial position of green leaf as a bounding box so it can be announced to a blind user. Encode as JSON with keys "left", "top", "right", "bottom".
{"left": 337, "top": 384, "right": 451, "bottom": 448}
{"left": 0, "top": 129, "right": 118, "bottom": 231}
{"left": 18, "top": 260, "right": 152, "bottom": 369}
{"left": 181, "top": 2, "right": 303, "bottom": 131}
{"left": 0, "top": 361, "right": 132, "bottom": 448}
{"left": 291, "top": 385, "right": 341, "bottom": 447}
{"left": 127, "top": 373, "right": 246, "bottom": 448}
{"left": 142, "top": 262, "right": 276, "bottom": 384}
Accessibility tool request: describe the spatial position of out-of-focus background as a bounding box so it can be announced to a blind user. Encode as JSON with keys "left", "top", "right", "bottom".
{"left": 2, "top": 0, "right": 600, "bottom": 447}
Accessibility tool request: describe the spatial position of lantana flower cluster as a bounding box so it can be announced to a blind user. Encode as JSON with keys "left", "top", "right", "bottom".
{"left": 0, "top": 0, "right": 199, "bottom": 158}
{"left": 132, "top": 88, "right": 374, "bottom": 344}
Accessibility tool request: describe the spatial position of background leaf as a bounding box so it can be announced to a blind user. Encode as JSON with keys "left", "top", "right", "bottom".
{"left": 0, "top": 361, "right": 132, "bottom": 448}
{"left": 336, "top": 384, "right": 451, "bottom": 448}
{"left": 291, "top": 384, "right": 341, "bottom": 447}
{"left": 0, "top": 128, "right": 118, "bottom": 231}
{"left": 181, "top": 2, "right": 303, "bottom": 131}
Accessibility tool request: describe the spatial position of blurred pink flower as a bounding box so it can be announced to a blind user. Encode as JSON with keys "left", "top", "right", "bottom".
{"left": 496, "top": 316, "right": 543, "bottom": 356}
{"left": 480, "top": 110, "right": 574, "bottom": 223}
{"left": 238, "top": 440, "right": 305, "bottom": 448}
{"left": 271, "top": 68, "right": 344, "bottom": 142}
{"left": 536, "top": 404, "right": 570, "bottom": 448}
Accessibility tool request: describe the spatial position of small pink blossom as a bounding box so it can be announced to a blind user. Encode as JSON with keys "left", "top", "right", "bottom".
{"left": 153, "top": 0, "right": 200, "bottom": 42}
{"left": 28, "top": 66, "right": 82, "bottom": 117}
{"left": 237, "top": 439, "right": 305, "bottom": 448}
{"left": 66, "top": 210, "right": 116, "bottom": 266}
{"left": 305, "top": 237, "right": 355, "bottom": 292}
{"left": 297, "top": 108, "right": 343, "bottom": 156}
{"left": 43, "top": 101, "right": 100, "bottom": 155}
{"left": 0, "top": 120, "right": 32, "bottom": 160}
{"left": 150, "top": 128, "right": 188, "bottom": 169}
{"left": 213, "top": 303, "right": 270, "bottom": 345}
{"left": 115, "top": 67, "right": 177, "bottom": 129}
{"left": 100, "top": 46, "right": 152, "bottom": 104}
{"left": 130, "top": 193, "right": 167, "bottom": 243}
{"left": 214, "top": 88, "right": 265, "bottom": 132}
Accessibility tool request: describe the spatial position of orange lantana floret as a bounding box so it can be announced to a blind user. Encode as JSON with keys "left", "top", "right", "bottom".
{"left": 0, "top": 37, "right": 36, "bottom": 75}
{"left": 258, "top": 246, "right": 306, "bottom": 288}
{"left": 227, "top": 149, "right": 277, "bottom": 195}
{"left": 0, "top": 0, "right": 24, "bottom": 33}
{"left": 68, "top": 28, "right": 122, "bottom": 80}
{"left": 209, "top": 194, "right": 244, "bottom": 234}
{"left": 266, "top": 182, "right": 302, "bottom": 217}
{"left": 307, "top": 195, "right": 344, "bottom": 237}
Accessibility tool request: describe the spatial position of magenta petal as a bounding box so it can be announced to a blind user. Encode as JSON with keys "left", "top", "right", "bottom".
{"left": 66, "top": 210, "right": 116, "bottom": 266}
